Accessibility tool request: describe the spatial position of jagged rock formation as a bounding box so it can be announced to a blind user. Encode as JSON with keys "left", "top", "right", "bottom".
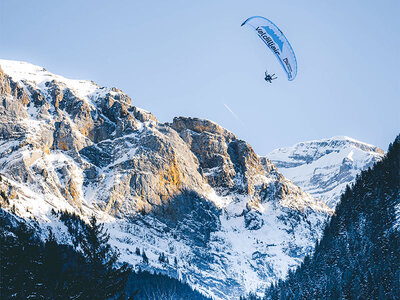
{"left": 0, "top": 59, "right": 334, "bottom": 299}
{"left": 266, "top": 137, "right": 384, "bottom": 208}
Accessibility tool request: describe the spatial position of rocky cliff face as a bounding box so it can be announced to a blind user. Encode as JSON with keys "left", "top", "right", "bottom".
{"left": 266, "top": 137, "right": 384, "bottom": 208}
{"left": 0, "top": 59, "right": 332, "bottom": 299}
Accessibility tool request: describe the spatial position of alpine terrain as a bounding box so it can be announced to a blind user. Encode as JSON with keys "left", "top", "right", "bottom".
{"left": 267, "top": 137, "right": 384, "bottom": 208}
{"left": 0, "top": 59, "right": 382, "bottom": 299}
{"left": 263, "top": 135, "right": 400, "bottom": 299}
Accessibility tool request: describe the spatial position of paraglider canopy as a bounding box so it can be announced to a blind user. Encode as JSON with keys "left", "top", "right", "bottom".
{"left": 241, "top": 16, "right": 297, "bottom": 81}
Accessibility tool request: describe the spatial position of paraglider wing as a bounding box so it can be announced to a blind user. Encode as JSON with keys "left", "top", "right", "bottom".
{"left": 241, "top": 16, "right": 297, "bottom": 81}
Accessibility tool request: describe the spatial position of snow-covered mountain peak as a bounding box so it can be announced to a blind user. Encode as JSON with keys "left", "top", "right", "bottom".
{"left": 268, "top": 136, "right": 383, "bottom": 165}
{"left": 266, "top": 136, "right": 384, "bottom": 208}
{"left": 0, "top": 59, "right": 102, "bottom": 103}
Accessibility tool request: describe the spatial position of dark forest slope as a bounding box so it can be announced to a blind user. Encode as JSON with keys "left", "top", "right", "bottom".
{"left": 0, "top": 209, "right": 210, "bottom": 300}
{"left": 263, "top": 135, "right": 400, "bottom": 299}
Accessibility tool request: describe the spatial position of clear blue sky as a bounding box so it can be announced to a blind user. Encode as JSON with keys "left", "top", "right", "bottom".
{"left": 1, "top": 0, "right": 399, "bottom": 153}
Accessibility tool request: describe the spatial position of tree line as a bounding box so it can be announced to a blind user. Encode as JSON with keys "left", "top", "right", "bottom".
{"left": 0, "top": 209, "right": 210, "bottom": 299}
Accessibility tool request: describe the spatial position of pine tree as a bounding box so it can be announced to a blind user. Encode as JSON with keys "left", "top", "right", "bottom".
{"left": 158, "top": 252, "right": 166, "bottom": 263}
{"left": 80, "top": 215, "right": 130, "bottom": 298}
{"left": 174, "top": 256, "right": 178, "bottom": 267}
{"left": 142, "top": 250, "right": 149, "bottom": 264}
{"left": 42, "top": 229, "right": 64, "bottom": 298}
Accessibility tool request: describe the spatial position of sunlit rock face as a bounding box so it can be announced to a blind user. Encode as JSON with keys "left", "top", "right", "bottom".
{"left": 0, "top": 59, "right": 343, "bottom": 299}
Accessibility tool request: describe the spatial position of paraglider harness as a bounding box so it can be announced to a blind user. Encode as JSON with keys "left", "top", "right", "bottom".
{"left": 264, "top": 70, "right": 277, "bottom": 83}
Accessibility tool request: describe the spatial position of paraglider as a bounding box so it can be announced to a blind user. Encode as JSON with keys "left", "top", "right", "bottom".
{"left": 241, "top": 16, "right": 297, "bottom": 82}
{"left": 264, "top": 70, "right": 277, "bottom": 83}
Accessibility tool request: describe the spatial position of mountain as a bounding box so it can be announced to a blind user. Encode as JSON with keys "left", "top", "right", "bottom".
{"left": 263, "top": 135, "right": 400, "bottom": 299}
{"left": 0, "top": 59, "right": 333, "bottom": 298}
{"left": 266, "top": 136, "right": 384, "bottom": 208}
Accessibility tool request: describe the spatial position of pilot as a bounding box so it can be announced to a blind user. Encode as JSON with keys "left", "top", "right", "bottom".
{"left": 264, "top": 70, "right": 277, "bottom": 83}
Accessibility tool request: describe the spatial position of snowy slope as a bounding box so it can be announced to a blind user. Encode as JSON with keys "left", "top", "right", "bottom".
{"left": 0, "top": 59, "right": 100, "bottom": 105}
{"left": 0, "top": 59, "right": 333, "bottom": 299}
{"left": 266, "top": 136, "right": 384, "bottom": 208}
